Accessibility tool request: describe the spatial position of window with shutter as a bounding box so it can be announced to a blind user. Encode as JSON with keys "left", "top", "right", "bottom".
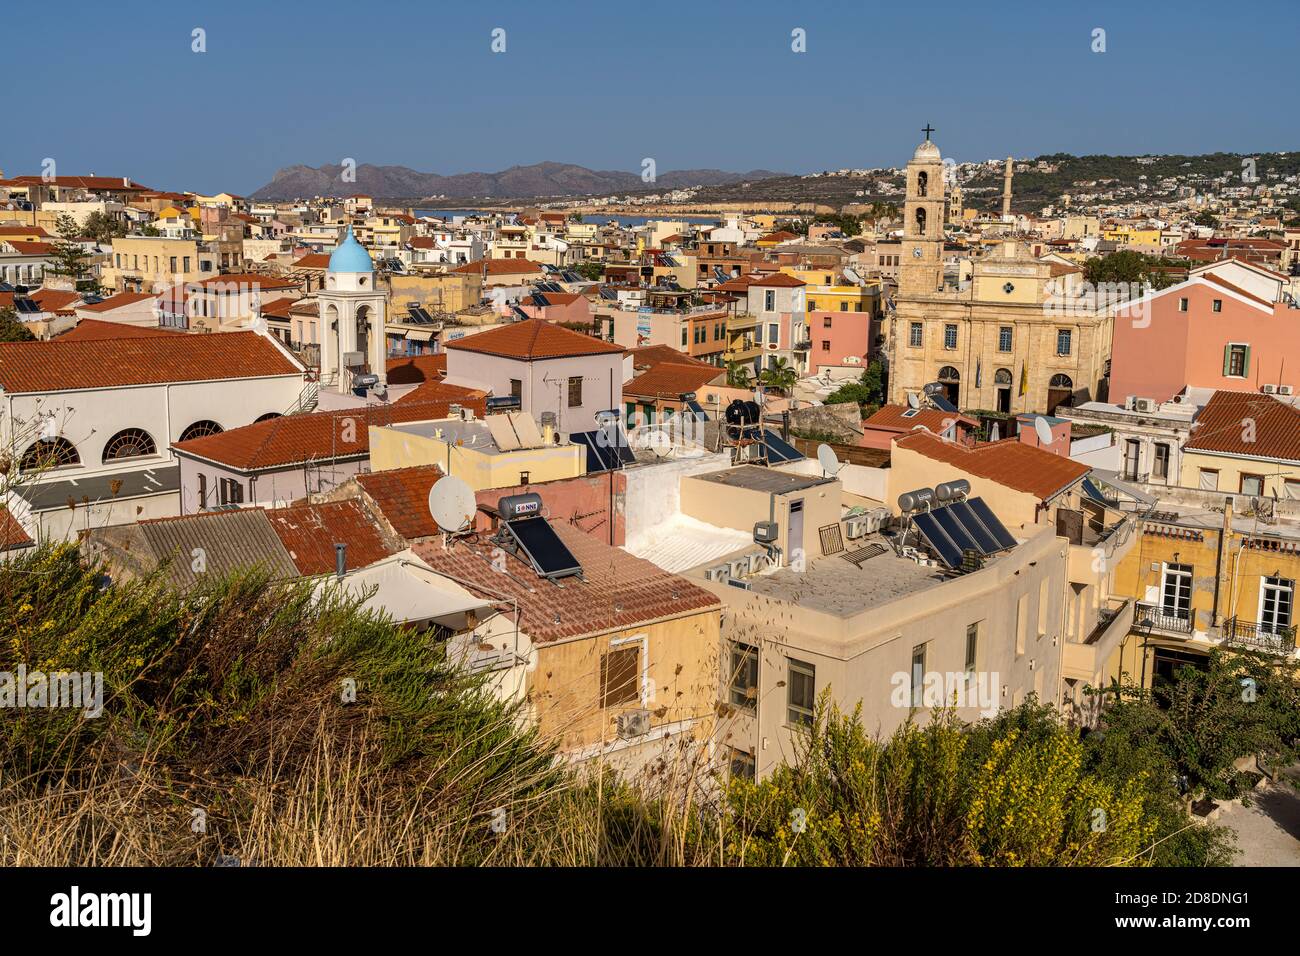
{"left": 600, "top": 645, "right": 641, "bottom": 708}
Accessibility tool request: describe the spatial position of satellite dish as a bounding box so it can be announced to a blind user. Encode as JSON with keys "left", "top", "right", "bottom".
{"left": 816, "top": 443, "right": 842, "bottom": 476}
{"left": 427, "top": 475, "right": 476, "bottom": 533}
{"left": 644, "top": 429, "right": 673, "bottom": 457}
{"left": 1033, "top": 416, "right": 1055, "bottom": 446}
{"left": 906, "top": 392, "right": 920, "bottom": 410}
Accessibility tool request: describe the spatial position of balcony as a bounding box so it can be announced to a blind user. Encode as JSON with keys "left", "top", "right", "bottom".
{"left": 1134, "top": 602, "right": 1193, "bottom": 635}
{"left": 726, "top": 313, "right": 758, "bottom": 332}
{"left": 1221, "top": 618, "right": 1297, "bottom": 655}
{"left": 725, "top": 341, "right": 761, "bottom": 362}
{"left": 1063, "top": 598, "right": 1135, "bottom": 681}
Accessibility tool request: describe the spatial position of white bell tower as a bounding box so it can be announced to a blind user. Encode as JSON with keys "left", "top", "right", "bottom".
{"left": 317, "top": 225, "right": 388, "bottom": 394}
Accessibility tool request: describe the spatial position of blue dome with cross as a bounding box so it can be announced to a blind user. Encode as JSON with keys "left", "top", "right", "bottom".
{"left": 327, "top": 226, "right": 373, "bottom": 273}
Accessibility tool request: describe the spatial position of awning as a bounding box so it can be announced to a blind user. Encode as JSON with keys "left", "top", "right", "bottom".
{"left": 316, "top": 555, "right": 494, "bottom": 629}
{"left": 405, "top": 329, "right": 432, "bottom": 341}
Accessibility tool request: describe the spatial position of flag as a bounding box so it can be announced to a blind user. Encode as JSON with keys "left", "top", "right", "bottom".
{"left": 1019, "top": 362, "right": 1028, "bottom": 397}
{"left": 975, "top": 358, "right": 982, "bottom": 389}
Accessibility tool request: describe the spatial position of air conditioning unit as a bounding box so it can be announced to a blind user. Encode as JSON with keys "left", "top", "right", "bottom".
{"left": 1124, "top": 395, "right": 1137, "bottom": 411}
{"left": 870, "top": 507, "right": 893, "bottom": 531}
{"left": 844, "top": 515, "right": 868, "bottom": 539}
{"left": 1133, "top": 398, "right": 1156, "bottom": 413}
{"left": 729, "top": 556, "right": 750, "bottom": 579}
{"left": 704, "top": 564, "right": 730, "bottom": 582}
{"left": 1279, "top": 385, "right": 1294, "bottom": 396}
{"left": 746, "top": 550, "right": 771, "bottom": 574}
{"left": 616, "top": 709, "right": 651, "bottom": 739}
{"left": 1262, "top": 384, "right": 1277, "bottom": 394}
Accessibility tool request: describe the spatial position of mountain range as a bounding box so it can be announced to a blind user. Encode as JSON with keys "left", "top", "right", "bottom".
{"left": 250, "top": 161, "right": 787, "bottom": 201}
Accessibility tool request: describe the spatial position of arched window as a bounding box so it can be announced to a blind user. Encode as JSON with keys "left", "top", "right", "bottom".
{"left": 179, "top": 420, "right": 223, "bottom": 442}
{"left": 20, "top": 437, "right": 80, "bottom": 472}
{"left": 916, "top": 171, "right": 928, "bottom": 197}
{"left": 915, "top": 208, "right": 927, "bottom": 235}
{"left": 994, "top": 368, "right": 1013, "bottom": 385}
{"left": 1050, "top": 374, "right": 1073, "bottom": 389}
{"left": 254, "top": 412, "right": 282, "bottom": 423}
{"left": 102, "top": 428, "right": 157, "bottom": 463}
{"left": 938, "top": 366, "right": 960, "bottom": 382}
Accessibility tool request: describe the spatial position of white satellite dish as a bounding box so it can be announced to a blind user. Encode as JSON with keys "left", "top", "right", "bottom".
{"left": 1033, "top": 416, "right": 1055, "bottom": 446}
{"left": 816, "top": 443, "right": 842, "bottom": 476}
{"left": 427, "top": 475, "right": 476, "bottom": 533}
{"left": 906, "top": 391, "right": 920, "bottom": 410}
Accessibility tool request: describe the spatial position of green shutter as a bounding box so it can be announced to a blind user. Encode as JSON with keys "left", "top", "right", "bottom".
{"left": 1242, "top": 346, "right": 1251, "bottom": 378}
{"left": 1223, "top": 345, "right": 1232, "bottom": 376}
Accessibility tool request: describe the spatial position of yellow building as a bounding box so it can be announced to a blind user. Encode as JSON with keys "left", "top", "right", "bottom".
{"left": 104, "top": 235, "right": 218, "bottom": 291}
{"left": 1178, "top": 391, "right": 1300, "bottom": 499}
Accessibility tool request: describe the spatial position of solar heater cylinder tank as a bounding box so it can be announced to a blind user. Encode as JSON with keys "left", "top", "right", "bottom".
{"left": 897, "top": 487, "right": 935, "bottom": 513}
{"left": 935, "top": 479, "right": 971, "bottom": 502}
{"left": 498, "top": 493, "right": 543, "bottom": 522}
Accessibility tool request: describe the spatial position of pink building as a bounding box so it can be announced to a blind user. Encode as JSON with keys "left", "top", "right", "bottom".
{"left": 806, "top": 309, "right": 875, "bottom": 374}
{"left": 1111, "top": 260, "right": 1300, "bottom": 403}
{"left": 515, "top": 291, "right": 592, "bottom": 326}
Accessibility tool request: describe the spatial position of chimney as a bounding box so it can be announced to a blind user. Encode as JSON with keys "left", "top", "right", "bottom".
{"left": 334, "top": 542, "right": 347, "bottom": 580}
{"left": 123, "top": 177, "right": 130, "bottom": 187}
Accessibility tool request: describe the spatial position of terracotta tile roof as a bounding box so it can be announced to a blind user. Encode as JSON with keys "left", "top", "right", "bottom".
{"left": 865, "top": 404, "right": 977, "bottom": 434}
{"left": 386, "top": 353, "right": 446, "bottom": 384}
{"left": 57, "top": 319, "right": 182, "bottom": 341}
{"left": 894, "top": 432, "right": 1088, "bottom": 500}
{"left": 412, "top": 522, "right": 721, "bottom": 643}
{"left": 628, "top": 344, "right": 714, "bottom": 370}
{"left": 5, "top": 240, "right": 56, "bottom": 256}
{"left": 0, "top": 289, "right": 82, "bottom": 314}
{"left": 77, "top": 292, "right": 157, "bottom": 313}
{"left": 759, "top": 230, "right": 800, "bottom": 243}
{"left": 0, "top": 507, "right": 33, "bottom": 553}
{"left": 750, "top": 272, "right": 806, "bottom": 288}
{"left": 7, "top": 175, "right": 150, "bottom": 192}
{"left": 450, "top": 258, "right": 544, "bottom": 276}
{"left": 173, "top": 398, "right": 485, "bottom": 472}
{"left": 258, "top": 296, "right": 301, "bottom": 320}
{"left": 0, "top": 226, "right": 50, "bottom": 237}
{"left": 0, "top": 330, "right": 299, "bottom": 393}
{"left": 409, "top": 236, "right": 436, "bottom": 249}
{"left": 714, "top": 275, "right": 757, "bottom": 292}
{"left": 623, "top": 362, "right": 724, "bottom": 401}
{"left": 395, "top": 379, "right": 488, "bottom": 406}
{"left": 444, "top": 319, "right": 622, "bottom": 361}
{"left": 294, "top": 253, "right": 330, "bottom": 269}
{"left": 186, "top": 272, "right": 300, "bottom": 290}
{"left": 1198, "top": 272, "right": 1275, "bottom": 308}
{"left": 1185, "top": 390, "right": 1300, "bottom": 463}
{"left": 356, "top": 465, "right": 445, "bottom": 539}
{"left": 265, "top": 500, "right": 396, "bottom": 576}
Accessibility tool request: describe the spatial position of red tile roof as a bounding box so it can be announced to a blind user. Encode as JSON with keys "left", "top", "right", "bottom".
{"left": 0, "top": 507, "right": 33, "bottom": 553}
{"left": 412, "top": 522, "right": 721, "bottom": 643}
{"left": 444, "top": 319, "right": 622, "bottom": 361}
{"left": 5, "top": 240, "right": 56, "bottom": 256}
{"left": 258, "top": 296, "right": 301, "bottom": 320}
{"left": 759, "top": 230, "right": 800, "bottom": 243}
{"left": 356, "top": 465, "right": 445, "bottom": 539}
{"left": 450, "top": 258, "right": 544, "bottom": 276}
{"left": 265, "top": 500, "right": 396, "bottom": 576}
{"left": 386, "top": 353, "right": 446, "bottom": 385}
{"left": 624, "top": 362, "right": 723, "bottom": 401}
{"left": 865, "top": 404, "right": 977, "bottom": 434}
{"left": 57, "top": 319, "right": 182, "bottom": 341}
{"left": 750, "top": 272, "right": 806, "bottom": 287}
{"left": 0, "top": 226, "right": 50, "bottom": 237}
{"left": 0, "top": 289, "right": 82, "bottom": 314}
{"left": 0, "top": 330, "right": 300, "bottom": 393}
{"left": 1185, "top": 390, "right": 1300, "bottom": 463}
{"left": 186, "top": 272, "right": 301, "bottom": 290}
{"left": 894, "top": 432, "right": 1088, "bottom": 500}
{"left": 294, "top": 253, "right": 331, "bottom": 270}
{"left": 7, "top": 175, "right": 150, "bottom": 192}
{"left": 1198, "top": 272, "right": 1275, "bottom": 308}
{"left": 173, "top": 397, "right": 485, "bottom": 472}
{"left": 77, "top": 292, "right": 157, "bottom": 313}
{"left": 628, "top": 344, "right": 714, "bottom": 370}
{"left": 395, "top": 379, "right": 488, "bottom": 406}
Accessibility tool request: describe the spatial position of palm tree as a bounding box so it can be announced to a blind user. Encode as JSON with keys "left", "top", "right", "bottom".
{"left": 759, "top": 356, "right": 798, "bottom": 395}
{"left": 726, "top": 361, "right": 753, "bottom": 389}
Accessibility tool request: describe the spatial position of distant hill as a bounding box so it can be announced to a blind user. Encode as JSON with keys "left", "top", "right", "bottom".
{"left": 251, "top": 161, "right": 787, "bottom": 201}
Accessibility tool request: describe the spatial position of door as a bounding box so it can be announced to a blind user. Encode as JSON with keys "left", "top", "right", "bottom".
{"left": 1123, "top": 439, "right": 1141, "bottom": 481}
{"left": 1260, "top": 577, "right": 1294, "bottom": 634}
{"left": 996, "top": 386, "right": 1011, "bottom": 414}
{"left": 787, "top": 499, "right": 805, "bottom": 567}
{"left": 1161, "top": 563, "right": 1192, "bottom": 621}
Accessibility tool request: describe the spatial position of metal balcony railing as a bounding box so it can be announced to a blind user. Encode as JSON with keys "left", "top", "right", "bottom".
{"left": 1134, "top": 602, "right": 1193, "bottom": 634}
{"left": 1222, "top": 617, "right": 1297, "bottom": 654}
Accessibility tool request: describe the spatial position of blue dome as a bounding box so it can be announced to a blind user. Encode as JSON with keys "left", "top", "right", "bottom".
{"left": 328, "top": 226, "right": 373, "bottom": 273}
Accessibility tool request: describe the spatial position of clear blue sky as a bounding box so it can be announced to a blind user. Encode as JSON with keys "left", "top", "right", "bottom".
{"left": 8, "top": 0, "right": 1298, "bottom": 194}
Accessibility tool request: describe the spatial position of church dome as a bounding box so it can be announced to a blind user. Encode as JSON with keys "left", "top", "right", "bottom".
{"left": 913, "top": 140, "right": 941, "bottom": 161}
{"left": 328, "top": 225, "right": 373, "bottom": 273}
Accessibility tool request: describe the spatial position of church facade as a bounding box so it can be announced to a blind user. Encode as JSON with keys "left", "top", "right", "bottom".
{"left": 887, "top": 135, "right": 1111, "bottom": 417}
{"left": 318, "top": 226, "right": 389, "bottom": 394}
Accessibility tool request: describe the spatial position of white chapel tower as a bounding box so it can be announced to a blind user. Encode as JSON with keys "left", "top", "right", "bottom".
{"left": 317, "top": 225, "right": 388, "bottom": 393}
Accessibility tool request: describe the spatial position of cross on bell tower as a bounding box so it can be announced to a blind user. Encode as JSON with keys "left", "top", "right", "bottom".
{"left": 922, "top": 124, "right": 935, "bottom": 141}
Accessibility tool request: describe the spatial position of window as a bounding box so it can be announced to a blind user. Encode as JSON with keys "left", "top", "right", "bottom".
{"left": 909, "top": 322, "right": 923, "bottom": 347}
{"left": 600, "top": 644, "right": 641, "bottom": 707}
{"left": 998, "top": 326, "right": 1012, "bottom": 352}
{"left": 728, "top": 642, "right": 759, "bottom": 712}
{"left": 1178, "top": 297, "right": 1188, "bottom": 312}
{"left": 768, "top": 323, "right": 778, "bottom": 344}
{"left": 1224, "top": 344, "right": 1249, "bottom": 378}
{"left": 823, "top": 316, "right": 832, "bottom": 328}
{"left": 910, "top": 644, "right": 926, "bottom": 707}
{"left": 764, "top": 290, "right": 776, "bottom": 312}
{"left": 1056, "top": 329, "right": 1072, "bottom": 356}
{"left": 728, "top": 748, "right": 756, "bottom": 781}
{"left": 102, "top": 428, "right": 157, "bottom": 462}
{"left": 218, "top": 478, "right": 244, "bottom": 506}
{"left": 1285, "top": 479, "right": 1300, "bottom": 500}
{"left": 1212, "top": 299, "right": 1222, "bottom": 313}
{"left": 1153, "top": 443, "right": 1170, "bottom": 480}
{"left": 839, "top": 302, "right": 848, "bottom": 312}
{"left": 169, "top": 256, "right": 177, "bottom": 273}
{"left": 183, "top": 256, "right": 190, "bottom": 273}
{"left": 198, "top": 473, "right": 208, "bottom": 510}
{"left": 567, "top": 375, "right": 582, "bottom": 408}
{"left": 1240, "top": 473, "right": 1265, "bottom": 497}
{"left": 1161, "top": 563, "right": 1192, "bottom": 620}
{"left": 807, "top": 299, "right": 817, "bottom": 311}
{"left": 965, "top": 623, "right": 979, "bottom": 675}
{"left": 787, "top": 658, "right": 815, "bottom": 727}
{"left": 19, "top": 437, "right": 80, "bottom": 472}
{"left": 1260, "top": 577, "right": 1294, "bottom": 635}
{"left": 179, "top": 420, "right": 223, "bottom": 442}
{"left": 1037, "top": 579, "right": 1050, "bottom": 638}
{"left": 1016, "top": 594, "right": 1028, "bottom": 655}
{"left": 1199, "top": 468, "right": 1219, "bottom": 491}
{"left": 681, "top": 326, "right": 688, "bottom": 347}
{"left": 1123, "top": 439, "right": 1141, "bottom": 481}
{"left": 821, "top": 340, "right": 830, "bottom": 351}
{"left": 509, "top": 378, "right": 522, "bottom": 399}
{"left": 943, "top": 324, "right": 957, "bottom": 350}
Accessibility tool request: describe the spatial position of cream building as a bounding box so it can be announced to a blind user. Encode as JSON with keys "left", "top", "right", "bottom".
{"left": 888, "top": 135, "right": 1111, "bottom": 416}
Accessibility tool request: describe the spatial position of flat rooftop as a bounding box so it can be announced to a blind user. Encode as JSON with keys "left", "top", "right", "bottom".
{"left": 692, "top": 464, "right": 835, "bottom": 495}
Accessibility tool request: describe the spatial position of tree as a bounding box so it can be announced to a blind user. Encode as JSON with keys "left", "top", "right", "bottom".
{"left": 758, "top": 356, "right": 797, "bottom": 395}
{"left": 572, "top": 260, "right": 603, "bottom": 281}
{"left": 1192, "top": 209, "right": 1219, "bottom": 228}
{"left": 47, "top": 214, "right": 97, "bottom": 292}
{"left": 0, "top": 306, "right": 35, "bottom": 343}
{"left": 81, "top": 211, "right": 126, "bottom": 245}
{"left": 726, "top": 360, "right": 753, "bottom": 388}
{"left": 825, "top": 360, "right": 885, "bottom": 409}
{"left": 568, "top": 212, "right": 584, "bottom": 223}
{"left": 1082, "top": 250, "right": 1180, "bottom": 292}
